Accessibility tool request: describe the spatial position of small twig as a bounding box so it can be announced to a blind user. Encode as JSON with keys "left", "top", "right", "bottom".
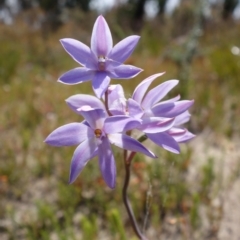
{"left": 143, "top": 180, "right": 152, "bottom": 233}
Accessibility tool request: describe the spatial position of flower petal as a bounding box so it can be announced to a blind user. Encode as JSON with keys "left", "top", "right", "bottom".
{"left": 104, "top": 116, "right": 140, "bottom": 134}
{"left": 132, "top": 73, "right": 165, "bottom": 104}
{"left": 107, "top": 84, "right": 127, "bottom": 115}
{"left": 91, "top": 15, "right": 113, "bottom": 57}
{"left": 108, "top": 65, "right": 143, "bottom": 79}
{"left": 168, "top": 128, "right": 195, "bottom": 143}
{"left": 44, "top": 123, "right": 93, "bottom": 147}
{"left": 92, "top": 72, "right": 111, "bottom": 98}
{"left": 168, "top": 127, "right": 186, "bottom": 135}
{"left": 147, "top": 132, "right": 180, "bottom": 154}
{"left": 142, "top": 80, "right": 179, "bottom": 109}
{"left": 98, "top": 137, "right": 116, "bottom": 189}
{"left": 151, "top": 100, "right": 194, "bottom": 118}
{"left": 109, "top": 98, "right": 127, "bottom": 115}
{"left": 108, "top": 133, "right": 156, "bottom": 158}
{"left": 138, "top": 117, "right": 175, "bottom": 133}
{"left": 127, "top": 98, "right": 144, "bottom": 119}
{"left": 60, "top": 38, "right": 96, "bottom": 69}
{"left": 78, "top": 107, "right": 107, "bottom": 129}
{"left": 69, "top": 138, "right": 98, "bottom": 184}
{"left": 66, "top": 94, "right": 106, "bottom": 115}
{"left": 108, "top": 35, "right": 140, "bottom": 66}
{"left": 107, "top": 84, "right": 125, "bottom": 104}
{"left": 161, "top": 95, "right": 181, "bottom": 104}
{"left": 174, "top": 111, "right": 191, "bottom": 126}
{"left": 58, "top": 68, "right": 94, "bottom": 85}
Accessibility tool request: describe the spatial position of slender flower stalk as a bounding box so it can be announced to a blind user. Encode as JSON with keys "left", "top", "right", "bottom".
{"left": 122, "top": 149, "right": 148, "bottom": 240}
{"left": 104, "top": 91, "right": 112, "bottom": 116}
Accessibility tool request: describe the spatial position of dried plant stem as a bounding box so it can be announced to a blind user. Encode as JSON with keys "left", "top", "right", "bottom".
{"left": 122, "top": 150, "right": 148, "bottom": 240}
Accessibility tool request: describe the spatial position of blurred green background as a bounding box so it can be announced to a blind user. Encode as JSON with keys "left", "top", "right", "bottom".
{"left": 0, "top": 0, "right": 240, "bottom": 239}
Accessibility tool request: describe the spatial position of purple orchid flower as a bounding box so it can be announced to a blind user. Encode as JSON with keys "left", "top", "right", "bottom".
{"left": 45, "top": 106, "right": 156, "bottom": 189}
{"left": 107, "top": 73, "right": 195, "bottom": 153}
{"left": 66, "top": 93, "right": 176, "bottom": 139}
{"left": 58, "top": 15, "right": 142, "bottom": 98}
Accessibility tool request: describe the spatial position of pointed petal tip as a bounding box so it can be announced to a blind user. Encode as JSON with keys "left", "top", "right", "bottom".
{"left": 59, "top": 38, "right": 70, "bottom": 46}
{"left": 135, "top": 67, "right": 144, "bottom": 75}
{"left": 129, "top": 35, "right": 141, "bottom": 41}
{"left": 146, "top": 150, "right": 157, "bottom": 159}
{"left": 170, "top": 145, "right": 180, "bottom": 154}
{"left": 59, "top": 38, "right": 75, "bottom": 42}
{"left": 44, "top": 137, "right": 50, "bottom": 144}
{"left": 69, "top": 171, "right": 78, "bottom": 185}
{"left": 57, "top": 78, "right": 71, "bottom": 84}
{"left": 107, "top": 183, "right": 116, "bottom": 189}
{"left": 133, "top": 67, "right": 143, "bottom": 74}
{"left": 96, "top": 15, "right": 105, "bottom": 25}
{"left": 172, "top": 79, "right": 179, "bottom": 84}
{"left": 57, "top": 79, "right": 73, "bottom": 85}
{"left": 166, "top": 147, "right": 180, "bottom": 154}
{"left": 68, "top": 178, "right": 74, "bottom": 185}
{"left": 128, "top": 35, "right": 140, "bottom": 40}
{"left": 58, "top": 79, "right": 77, "bottom": 85}
{"left": 189, "top": 99, "right": 195, "bottom": 107}
{"left": 154, "top": 72, "right": 165, "bottom": 78}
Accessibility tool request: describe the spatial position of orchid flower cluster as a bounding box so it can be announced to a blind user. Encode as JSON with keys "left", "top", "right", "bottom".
{"left": 45, "top": 15, "right": 195, "bottom": 189}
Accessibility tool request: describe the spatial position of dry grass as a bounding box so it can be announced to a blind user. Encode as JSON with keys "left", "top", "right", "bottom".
{"left": 0, "top": 11, "right": 240, "bottom": 239}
